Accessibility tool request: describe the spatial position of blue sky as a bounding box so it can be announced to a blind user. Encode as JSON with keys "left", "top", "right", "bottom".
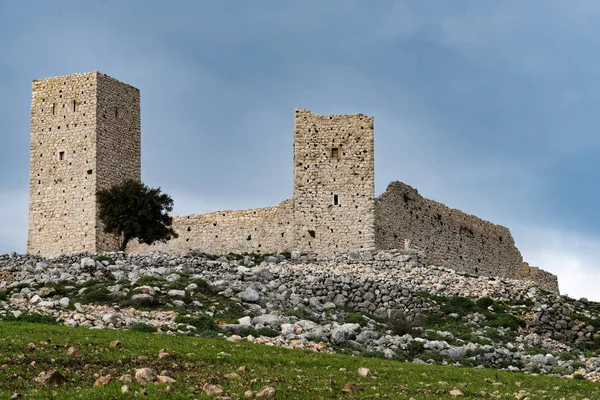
{"left": 1, "top": 1, "right": 599, "bottom": 300}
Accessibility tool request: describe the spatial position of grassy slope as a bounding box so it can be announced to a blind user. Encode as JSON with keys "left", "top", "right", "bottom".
{"left": 0, "top": 322, "right": 598, "bottom": 399}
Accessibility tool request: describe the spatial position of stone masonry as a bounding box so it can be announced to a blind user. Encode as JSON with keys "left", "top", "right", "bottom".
{"left": 292, "top": 109, "right": 375, "bottom": 254}
{"left": 28, "top": 72, "right": 140, "bottom": 257}
{"left": 27, "top": 72, "right": 558, "bottom": 294}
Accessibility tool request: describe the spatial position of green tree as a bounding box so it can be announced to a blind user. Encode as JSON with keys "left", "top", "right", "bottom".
{"left": 96, "top": 180, "right": 178, "bottom": 251}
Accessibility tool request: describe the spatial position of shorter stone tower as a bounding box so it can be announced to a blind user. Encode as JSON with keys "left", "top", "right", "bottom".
{"left": 28, "top": 72, "right": 141, "bottom": 258}
{"left": 292, "top": 109, "right": 375, "bottom": 254}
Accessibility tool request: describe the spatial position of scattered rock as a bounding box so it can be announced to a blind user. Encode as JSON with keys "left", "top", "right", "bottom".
{"left": 67, "top": 346, "right": 80, "bottom": 357}
{"left": 342, "top": 382, "right": 360, "bottom": 393}
{"left": 357, "top": 367, "right": 370, "bottom": 377}
{"left": 34, "top": 370, "right": 65, "bottom": 385}
{"left": 156, "top": 375, "right": 176, "bottom": 384}
{"left": 135, "top": 368, "right": 158, "bottom": 383}
{"left": 158, "top": 348, "right": 172, "bottom": 359}
{"left": 255, "top": 386, "right": 276, "bottom": 398}
{"left": 202, "top": 383, "right": 223, "bottom": 395}
{"left": 224, "top": 372, "right": 242, "bottom": 380}
{"left": 94, "top": 375, "right": 111, "bottom": 386}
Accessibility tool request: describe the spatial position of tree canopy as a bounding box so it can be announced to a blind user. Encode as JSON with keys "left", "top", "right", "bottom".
{"left": 96, "top": 180, "right": 178, "bottom": 252}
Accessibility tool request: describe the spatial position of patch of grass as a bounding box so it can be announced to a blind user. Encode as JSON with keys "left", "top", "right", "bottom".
{"left": 130, "top": 322, "right": 158, "bottom": 333}
{"left": 80, "top": 286, "right": 112, "bottom": 304}
{"left": 440, "top": 296, "right": 475, "bottom": 316}
{"left": 135, "top": 275, "right": 165, "bottom": 286}
{"left": 231, "top": 326, "right": 280, "bottom": 338}
{"left": 5, "top": 311, "right": 58, "bottom": 325}
{"left": 406, "top": 340, "right": 425, "bottom": 357}
{"left": 190, "top": 278, "right": 214, "bottom": 294}
{"left": 387, "top": 314, "right": 414, "bottom": 336}
{"left": 485, "top": 313, "right": 525, "bottom": 331}
{"left": 475, "top": 297, "right": 494, "bottom": 309}
{"left": 284, "top": 306, "right": 321, "bottom": 323}
{"left": 0, "top": 321, "right": 599, "bottom": 399}
{"left": 344, "top": 312, "right": 367, "bottom": 327}
{"left": 175, "top": 315, "right": 220, "bottom": 333}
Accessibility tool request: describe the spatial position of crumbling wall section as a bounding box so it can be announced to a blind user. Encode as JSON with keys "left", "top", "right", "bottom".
{"left": 519, "top": 263, "right": 560, "bottom": 294}
{"left": 127, "top": 199, "right": 294, "bottom": 255}
{"left": 375, "top": 181, "right": 526, "bottom": 280}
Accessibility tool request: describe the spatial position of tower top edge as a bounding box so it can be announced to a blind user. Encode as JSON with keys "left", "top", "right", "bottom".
{"left": 32, "top": 71, "right": 139, "bottom": 91}
{"left": 294, "top": 108, "right": 373, "bottom": 119}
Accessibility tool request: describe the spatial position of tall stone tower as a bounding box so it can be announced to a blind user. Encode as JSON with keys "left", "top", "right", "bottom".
{"left": 28, "top": 72, "right": 141, "bottom": 258}
{"left": 292, "top": 109, "right": 375, "bottom": 254}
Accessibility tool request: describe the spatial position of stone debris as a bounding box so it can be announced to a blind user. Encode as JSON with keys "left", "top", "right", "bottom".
{"left": 94, "top": 375, "right": 111, "bottom": 386}
{"left": 0, "top": 251, "right": 598, "bottom": 382}
{"left": 255, "top": 386, "right": 276, "bottom": 398}
{"left": 135, "top": 368, "right": 158, "bottom": 383}
{"left": 202, "top": 383, "right": 223, "bottom": 395}
{"left": 34, "top": 370, "right": 65, "bottom": 385}
{"left": 342, "top": 382, "right": 361, "bottom": 393}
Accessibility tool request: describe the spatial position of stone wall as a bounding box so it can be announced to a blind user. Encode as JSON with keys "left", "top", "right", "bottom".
{"left": 27, "top": 72, "right": 140, "bottom": 258}
{"left": 292, "top": 109, "right": 375, "bottom": 255}
{"left": 375, "top": 181, "right": 534, "bottom": 281}
{"left": 518, "top": 263, "right": 560, "bottom": 294}
{"left": 127, "top": 199, "right": 293, "bottom": 255}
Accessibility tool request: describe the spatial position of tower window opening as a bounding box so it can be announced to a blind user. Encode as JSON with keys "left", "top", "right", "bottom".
{"left": 334, "top": 194, "right": 339, "bottom": 205}
{"left": 52, "top": 103, "right": 56, "bottom": 115}
{"left": 114, "top": 106, "right": 118, "bottom": 118}
{"left": 331, "top": 148, "right": 339, "bottom": 159}
{"left": 59, "top": 151, "right": 65, "bottom": 161}
{"left": 73, "top": 100, "right": 76, "bottom": 112}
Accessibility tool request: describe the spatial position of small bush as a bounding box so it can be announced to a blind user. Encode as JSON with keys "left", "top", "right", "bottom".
{"left": 175, "top": 315, "right": 220, "bottom": 333}
{"left": 81, "top": 287, "right": 112, "bottom": 304}
{"left": 573, "top": 373, "right": 586, "bottom": 380}
{"left": 486, "top": 314, "right": 525, "bottom": 331}
{"left": 6, "top": 312, "right": 58, "bottom": 325}
{"left": 406, "top": 340, "right": 425, "bottom": 357}
{"left": 130, "top": 323, "right": 158, "bottom": 333}
{"left": 475, "top": 297, "right": 494, "bottom": 309}
{"left": 387, "top": 314, "right": 413, "bottom": 336}
{"left": 235, "top": 326, "right": 279, "bottom": 338}
{"left": 136, "top": 276, "right": 165, "bottom": 286}
{"left": 345, "top": 312, "right": 367, "bottom": 327}
{"left": 423, "top": 313, "right": 445, "bottom": 326}
{"left": 190, "top": 278, "right": 213, "bottom": 295}
{"left": 572, "top": 361, "right": 586, "bottom": 369}
{"left": 440, "top": 296, "right": 475, "bottom": 316}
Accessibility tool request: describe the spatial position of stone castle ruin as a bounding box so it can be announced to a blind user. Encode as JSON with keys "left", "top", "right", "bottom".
{"left": 27, "top": 72, "right": 559, "bottom": 293}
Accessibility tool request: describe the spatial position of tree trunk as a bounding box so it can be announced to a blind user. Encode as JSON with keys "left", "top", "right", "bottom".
{"left": 120, "top": 233, "right": 130, "bottom": 252}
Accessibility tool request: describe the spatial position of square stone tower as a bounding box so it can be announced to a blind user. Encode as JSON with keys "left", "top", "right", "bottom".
{"left": 28, "top": 72, "right": 141, "bottom": 258}
{"left": 292, "top": 109, "right": 375, "bottom": 254}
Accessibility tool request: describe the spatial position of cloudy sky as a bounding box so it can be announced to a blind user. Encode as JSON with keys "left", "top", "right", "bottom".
{"left": 1, "top": 1, "right": 599, "bottom": 300}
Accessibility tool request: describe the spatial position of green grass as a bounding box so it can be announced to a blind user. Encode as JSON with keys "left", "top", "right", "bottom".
{"left": 0, "top": 321, "right": 598, "bottom": 399}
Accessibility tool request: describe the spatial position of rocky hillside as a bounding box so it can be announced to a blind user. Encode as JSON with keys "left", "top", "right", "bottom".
{"left": 0, "top": 249, "right": 598, "bottom": 383}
